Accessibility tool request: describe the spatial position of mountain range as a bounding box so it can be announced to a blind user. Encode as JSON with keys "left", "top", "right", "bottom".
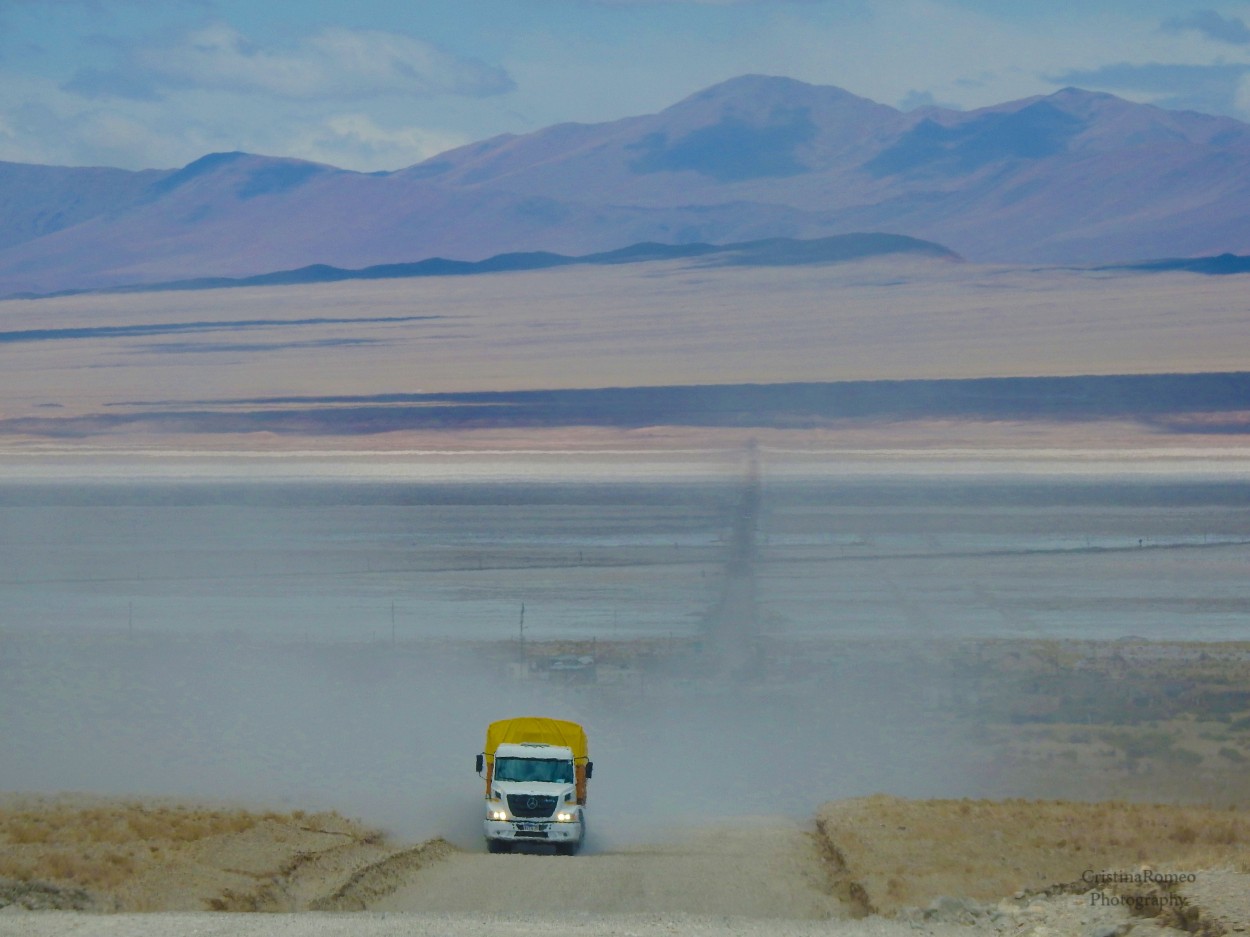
{"left": 19, "top": 233, "right": 957, "bottom": 298}
{"left": 3, "top": 74, "right": 1250, "bottom": 295}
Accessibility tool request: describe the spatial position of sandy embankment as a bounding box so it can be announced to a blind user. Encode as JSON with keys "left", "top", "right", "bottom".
{"left": 817, "top": 796, "right": 1250, "bottom": 932}
{"left": 0, "top": 794, "right": 429, "bottom": 913}
{"left": 2, "top": 795, "right": 1247, "bottom": 936}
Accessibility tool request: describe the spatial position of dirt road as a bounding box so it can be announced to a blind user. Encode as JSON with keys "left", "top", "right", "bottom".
{"left": 702, "top": 443, "right": 765, "bottom": 679}
{"left": 0, "top": 809, "right": 1189, "bottom": 937}
{"left": 0, "top": 913, "right": 984, "bottom": 937}
{"left": 0, "top": 818, "right": 984, "bottom": 936}
{"left": 0, "top": 821, "right": 981, "bottom": 935}
{"left": 372, "top": 820, "right": 843, "bottom": 918}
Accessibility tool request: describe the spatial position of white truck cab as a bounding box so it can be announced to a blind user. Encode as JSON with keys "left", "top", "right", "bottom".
{"left": 477, "top": 718, "right": 592, "bottom": 855}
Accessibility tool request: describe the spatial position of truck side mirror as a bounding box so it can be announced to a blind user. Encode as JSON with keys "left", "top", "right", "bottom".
{"left": 475, "top": 754, "right": 484, "bottom": 774}
{"left": 585, "top": 761, "right": 593, "bottom": 779}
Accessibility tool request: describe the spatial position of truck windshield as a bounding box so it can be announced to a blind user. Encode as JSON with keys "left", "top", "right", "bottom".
{"left": 493, "top": 757, "right": 574, "bottom": 784}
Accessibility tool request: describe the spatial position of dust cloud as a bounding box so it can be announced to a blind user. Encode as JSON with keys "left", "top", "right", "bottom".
{"left": 0, "top": 631, "right": 970, "bottom": 851}
{"left": 3, "top": 469, "right": 1248, "bottom": 849}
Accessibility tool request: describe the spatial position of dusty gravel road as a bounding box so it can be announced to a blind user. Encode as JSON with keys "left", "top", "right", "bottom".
{"left": 373, "top": 820, "right": 842, "bottom": 917}
{"left": 0, "top": 914, "right": 990, "bottom": 937}
{"left": 0, "top": 819, "right": 968, "bottom": 936}
{"left": 0, "top": 816, "right": 1176, "bottom": 937}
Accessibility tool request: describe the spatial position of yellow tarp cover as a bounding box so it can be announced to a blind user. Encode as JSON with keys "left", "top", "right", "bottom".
{"left": 485, "top": 716, "right": 588, "bottom": 764}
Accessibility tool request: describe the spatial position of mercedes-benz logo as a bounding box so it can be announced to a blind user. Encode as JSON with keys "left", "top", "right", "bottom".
{"left": 527, "top": 797, "right": 537, "bottom": 809}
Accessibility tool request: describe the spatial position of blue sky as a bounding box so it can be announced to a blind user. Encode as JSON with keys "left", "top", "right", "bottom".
{"left": 3, "top": 0, "right": 1250, "bottom": 171}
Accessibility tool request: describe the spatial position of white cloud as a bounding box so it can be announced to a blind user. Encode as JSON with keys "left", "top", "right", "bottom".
{"left": 290, "top": 114, "right": 470, "bottom": 170}
{"left": 66, "top": 24, "right": 514, "bottom": 102}
{"left": 9, "top": 0, "right": 1250, "bottom": 173}
{"left": 1163, "top": 9, "right": 1250, "bottom": 46}
{"left": 501, "top": 1, "right": 1047, "bottom": 125}
{"left": 0, "top": 65, "right": 476, "bottom": 171}
{"left": 74, "top": 110, "right": 184, "bottom": 164}
{"left": 1051, "top": 61, "right": 1250, "bottom": 115}
{"left": 0, "top": 72, "right": 218, "bottom": 169}
{"left": 726, "top": 1, "right": 1248, "bottom": 112}
{"left": 495, "top": 0, "right": 1250, "bottom": 148}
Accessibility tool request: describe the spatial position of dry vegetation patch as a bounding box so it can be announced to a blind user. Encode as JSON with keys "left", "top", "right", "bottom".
{"left": 816, "top": 794, "right": 1249, "bottom": 919}
{"left": 956, "top": 641, "right": 1250, "bottom": 807}
{"left": 0, "top": 794, "right": 393, "bottom": 911}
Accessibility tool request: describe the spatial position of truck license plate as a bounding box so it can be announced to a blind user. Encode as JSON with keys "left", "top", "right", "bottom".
{"left": 516, "top": 822, "right": 548, "bottom": 832}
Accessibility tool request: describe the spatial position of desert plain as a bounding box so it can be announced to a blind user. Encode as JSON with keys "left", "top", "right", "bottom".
{"left": 2, "top": 256, "right": 1249, "bottom": 935}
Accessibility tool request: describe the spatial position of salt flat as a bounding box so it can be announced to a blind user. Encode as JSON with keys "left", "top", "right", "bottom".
{"left": 0, "top": 258, "right": 1247, "bottom": 452}
{"left": 4, "top": 475, "right": 1249, "bottom": 644}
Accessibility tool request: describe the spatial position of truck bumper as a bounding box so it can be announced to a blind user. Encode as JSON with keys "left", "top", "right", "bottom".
{"left": 484, "top": 818, "right": 583, "bottom": 844}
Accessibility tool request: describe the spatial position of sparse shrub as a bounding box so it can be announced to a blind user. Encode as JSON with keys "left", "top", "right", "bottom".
{"left": 1169, "top": 825, "right": 1198, "bottom": 845}
{"left": 6, "top": 820, "right": 52, "bottom": 845}
{"left": 0, "top": 856, "right": 33, "bottom": 880}
{"left": 1208, "top": 824, "right": 1241, "bottom": 845}
{"left": 1219, "top": 746, "right": 1246, "bottom": 763}
{"left": 43, "top": 852, "right": 93, "bottom": 883}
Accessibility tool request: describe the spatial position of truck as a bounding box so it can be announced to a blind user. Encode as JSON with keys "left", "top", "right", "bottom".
{"left": 475, "top": 716, "right": 592, "bottom": 855}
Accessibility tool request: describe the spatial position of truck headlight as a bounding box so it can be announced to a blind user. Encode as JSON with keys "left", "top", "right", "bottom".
{"left": 488, "top": 809, "right": 508, "bottom": 821}
{"left": 555, "top": 811, "right": 575, "bottom": 822}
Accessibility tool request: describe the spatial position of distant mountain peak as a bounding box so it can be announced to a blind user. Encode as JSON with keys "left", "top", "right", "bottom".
{"left": 1047, "top": 86, "right": 1119, "bottom": 102}
{"left": 680, "top": 74, "right": 832, "bottom": 100}
{"left": 148, "top": 150, "right": 344, "bottom": 201}
{"left": 180, "top": 151, "right": 250, "bottom": 172}
{"left": 667, "top": 74, "right": 896, "bottom": 114}
{"left": 3, "top": 74, "right": 1250, "bottom": 294}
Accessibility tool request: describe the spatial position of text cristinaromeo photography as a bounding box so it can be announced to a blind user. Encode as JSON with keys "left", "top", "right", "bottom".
{"left": 1083, "top": 868, "right": 1196, "bottom": 910}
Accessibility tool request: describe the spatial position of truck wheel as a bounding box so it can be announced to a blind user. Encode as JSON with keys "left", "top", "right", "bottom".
{"left": 487, "top": 839, "right": 511, "bottom": 854}
{"left": 556, "top": 841, "right": 579, "bottom": 856}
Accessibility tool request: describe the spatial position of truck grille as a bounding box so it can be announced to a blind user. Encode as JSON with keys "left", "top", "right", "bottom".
{"left": 507, "top": 794, "right": 557, "bottom": 819}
